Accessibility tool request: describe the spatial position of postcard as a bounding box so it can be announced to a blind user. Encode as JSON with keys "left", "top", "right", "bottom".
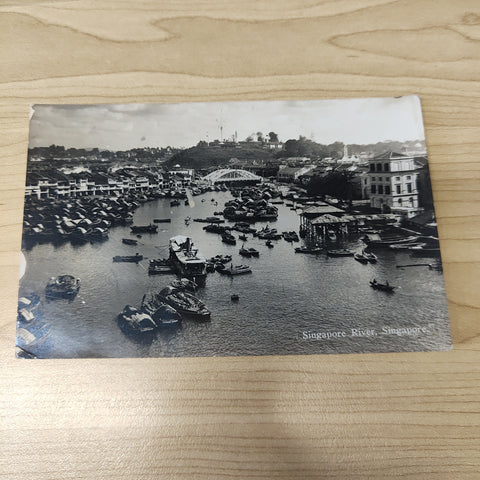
{"left": 16, "top": 96, "right": 452, "bottom": 358}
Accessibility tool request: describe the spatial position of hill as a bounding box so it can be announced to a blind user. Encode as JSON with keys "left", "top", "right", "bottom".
{"left": 166, "top": 144, "right": 275, "bottom": 170}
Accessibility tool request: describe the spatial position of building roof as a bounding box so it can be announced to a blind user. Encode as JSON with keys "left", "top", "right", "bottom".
{"left": 301, "top": 204, "right": 345, "bottom": 216}
{"left": 373, "top": 151, "right": 412, "bottom": 161}
{"left": 310, "top": 214, "right": 346, "bottom": 225}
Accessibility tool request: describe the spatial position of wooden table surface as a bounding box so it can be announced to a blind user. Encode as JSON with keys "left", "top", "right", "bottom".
{"left": 1, "top": 1, "right": 479, "bottom": 478}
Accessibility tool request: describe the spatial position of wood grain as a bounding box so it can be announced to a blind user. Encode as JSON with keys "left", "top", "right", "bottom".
{"left": 1, "top": 1, "right": 479, "bottom": 478}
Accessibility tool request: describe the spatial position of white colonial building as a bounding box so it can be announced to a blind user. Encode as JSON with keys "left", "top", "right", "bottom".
{"left": 368, "top": 151, "right": 424, "bottom": 218}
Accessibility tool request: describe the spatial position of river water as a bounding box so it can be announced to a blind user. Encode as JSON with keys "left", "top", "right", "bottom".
{"left": 18, "top": 192, "right": 452, "bottom": 358}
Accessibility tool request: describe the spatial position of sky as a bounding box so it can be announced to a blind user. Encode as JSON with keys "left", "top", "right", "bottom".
{"left": 29, "top": 96, "right": 425, "bottom": 150}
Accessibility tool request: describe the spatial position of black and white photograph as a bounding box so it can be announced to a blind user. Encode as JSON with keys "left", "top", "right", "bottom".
{"left": 16, "top": 96, "right": 452, "bottom": 359}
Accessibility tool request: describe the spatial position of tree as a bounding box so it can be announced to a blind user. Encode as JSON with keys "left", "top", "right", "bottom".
{"left": 306, "top": 171, "right": 355, "bottom": 203}
{"left": 268, "top": 132, "right": 279, "bottom": 143}
{"left": 256, "top": 131, "right": 264, "bottom": 143}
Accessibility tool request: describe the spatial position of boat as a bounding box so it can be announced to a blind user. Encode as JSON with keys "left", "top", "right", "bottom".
{"left": 265, "top": 240, "right": 274, "bottom": 248}
{"left": 221, "top": 232, "right": 236, "bottom": 245}
{"left": 169, "top": 235, "right": 207, "bottom": 280}
{"left": 130, "top": 224, "right": 158, "bottom": 234}
{"left": 247, "top": 248, "right": 259, "bottom": 257}
{"left": 239, "top": 234, "right": 248, "bottom": 241}
{"left": 16, "top": 322, "right": 51, "bottom": 352}
{"left": 141, "top": 294, "right": 181, "bottom": 327}
{"left": 409, "top": 246, "right": 441, "bottom": 257}
{"left": 170, "top": 278, "right": 198, "bottom": 292}
{"left": 159, "top": 287, "right": 211, "bottom": 320}
{"left": 113, "top": 254, "right": 143, "bottom": 263}
{"left": 153, "top": 218, "right": 171, "bottom": 223}
{"left": 363, "top": 251, "right": 377, "bottom": 263}
{"left": 17, "top": 293, "right": 41, "bottom": 323}
{"left": 117, "top": 305, "right": 157, "bottom": 334}
{"left": 170, "top": 199, "right": 181, "bottom": 207}
{"left": 239, "top": 245, "right": 252, "bottom": 257}
{"left": 45, "top": 275, "right": 80, "bottom": 298}
{"left": 206, "top": 262, "right": 215, "bottom": 273}
{"left": 363, "top": 235, "right": 420, "bottom": 248}
{"left": 283, "top": 231, "right": 300, "bottom": 242}
{"left": 354, "top": 252, "right": 369, "bottom": 264}
{"left": 148, "top": 258, "right": 173, "bottom": 275}
{"left": 389, "top": 242, "right": 426, "bottom": 250}
{"left": 295, "top": 246, "right": 322, "bottom": 254}
{"left": 369, "top": 280, "right": 395, "bottom": 292}
{"left": 223, "top": 264, "right": 252, "bottom": 276}
{"left": 122, "top": 238, "right": 138, "bottom": 245}
{"left": 209, "top": 254, "right": 232, "bottom": 264}
{"left": 231, "top": 294, "right": 239, "bottom": 302}
{"left": 326, "top": 249, "right": 354, "bottom": 257}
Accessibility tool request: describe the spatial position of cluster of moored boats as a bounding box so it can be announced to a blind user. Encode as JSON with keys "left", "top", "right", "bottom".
{"left": 22, "top": 193, "right": 158, "bottom": 246}
{"left": 223, "top": 186, "right": 280, "bottom": 222}
{"left": 118, "top": 278, "right": 211, "bottom": 335}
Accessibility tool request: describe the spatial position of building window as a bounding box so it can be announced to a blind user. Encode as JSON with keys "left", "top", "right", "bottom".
{"left": 395, "top": 176, "right": 400, "bottom": 181}
{"left": 398, "top": 198, "right": 402, "bottom": 206}
{"left": 369, "top": 164, "right": 375, "bottom": 172}
{"left": 378, "top": 185, "right": 384, "bottom": 194}
{"left": 406, "top": 175, "right": 411, "bottom": 180}
{"left": 385, "top": 186, "right": 390, "bottom": 194}
{"left": 371, "top": 185, "right": 376, "bottom": 194}
{"left": 407, "top": 183, "right": 412, "bottom": 193}
{"left": 396, "top": 185, "right": 401, "bottom": 194}
{"left": 409, "top": 197, "right": 414, "bottom": 207}
{"left": 384, "top": 163, "right": 390, "bottom": 172}
{"left": 372, "top": 177, "right": 376, "bottom": 181}
{"left": 376, "top": 163, "right": 382, "bottom": 172}
{"left": 378, "top": 177, "right": 382, "bottom": 182}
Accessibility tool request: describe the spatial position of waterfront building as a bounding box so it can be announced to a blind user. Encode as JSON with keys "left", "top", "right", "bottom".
{"left": 25, "top": 168, "right": 164, "bottom": 199}
{"left": 368, "top": 151, "right": 424, "bottom": 219}
{"left": 277, "top": 165, "right": 314, "bottom": 183}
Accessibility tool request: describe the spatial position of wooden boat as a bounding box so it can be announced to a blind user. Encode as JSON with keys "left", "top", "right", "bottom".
{"left": 170, "top": 199, "right": 181, "bottom": 207}
{"left": 122, "top": 238, "right": 138, "bottom": 245}
{"left": 369, "top": 280, "right": 395, "bottom": 292}
{"left": 354, "top": 252, "right": 369, "bottom": 264}
{"left": 45, "top": 275, "right": 80, "bottom": 298}
{"left": 170, "top": 278, "right": 198, "bottom": 292}
{"left": 247, "top": 248, "right": 259, "bottom": 257}
{"left": 239, "top": 245, "right": 252, "bottom": 257}
{"left": 130, "top": 224, "right": 158, "bottom": 234}
{"left": 159, "top": 287, "right": 211, "bottom": 320}
{"left": 141, "top": 295, "right": 181, "bottom": 327}
{"left": 239, "top": 234, "right": 248, "bottom": 241}
{"left": 113, "top": 254, "right": 143, "bottom": 263}
{"left": 209, "top": 254, "right": 232, "bottom": 264}
{"left": 231, "top": 294, "right": 240, "bottom": 302}
{"left": 153, "top": 218, "right": 171, "bottom": 223}
{"left": 169, "top": 235, "right": 207, "bottom": 280}
{"left": 326, "top": 249, "right": 354, "bottom": 257}
{"left": 221, "top": 233, "right": 236, "bottom": 245}
{"left": 117, "top": 305, "right": 157, "bottom": 334}
{"left": 148, "top": 258, "right": 173, "bottom": 275}
{"left": 265, "top": 240, "right": 274, "bottom": 248}
{"left": 363, "top": 251, "right": 377, "bottom": 263}
{"left": 295, "top": 246, "right": 322, "bottom": 254}
{"left": 224, "top": 264, "right": 252, "bottom": 276}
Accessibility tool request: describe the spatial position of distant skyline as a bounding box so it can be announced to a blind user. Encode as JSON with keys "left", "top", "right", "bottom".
{"left": 29, "top": 96, "right": 426, "bottom": 151}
